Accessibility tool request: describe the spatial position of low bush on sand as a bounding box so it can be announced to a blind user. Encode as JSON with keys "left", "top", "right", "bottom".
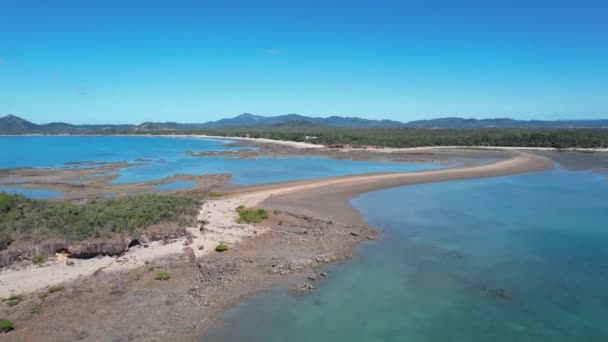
{"left": 32, "top": 255, "right": 47, "bottom": 265}
{"left": 47, "top": 285, "right": 65, "bottom": 294}
{"left": 235, "top": 206, "right": 268, "bottom": 223}
{"left": 215, "top": 243, "right": 229, "bottom": 252}
{"left": 4, "top": 294, "right": 23, "bottom": 307}
{"left": 0, "top": 319, "right": 14, "bottom": 333}
{"left": 155, "top": 271, "right": 171, "bottom": 281}
{"left": 30, "top": 304, "right": 42, "bottom": 315}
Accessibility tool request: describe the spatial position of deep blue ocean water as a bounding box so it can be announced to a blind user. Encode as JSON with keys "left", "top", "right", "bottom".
{"left": 204, "top": 170, "right": 608, "bottom": 341}
{"left": 0, "top": 136, "right": 434, "bottom": 187}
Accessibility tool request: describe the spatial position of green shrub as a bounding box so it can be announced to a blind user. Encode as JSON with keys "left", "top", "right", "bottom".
{"left": 235, "top": 207, "right": 268, "bottom": 223}
{"left": 208, "top": 191, "right": 225, "bottom": 198}
{"left": 0, "top": 229, "right": 12, "bottom": 250}
{"left": 215, "top": 243, "right": 228, "bottom": 252}
{"left": 0, "top": 193, "right": 202, "bottom": 245}
{"left": 32, "top": 255, "right": 47, "bottom": 265}
{"left": 0, "top": 319, "right": 14, "bottom": 333}
{"left": 155, "top": 271, "right": 171, "bottom": 281}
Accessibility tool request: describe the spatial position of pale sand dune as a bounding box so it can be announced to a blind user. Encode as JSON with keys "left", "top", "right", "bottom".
{"left": 0, "top": 151, "right": 553, "bottom": 297}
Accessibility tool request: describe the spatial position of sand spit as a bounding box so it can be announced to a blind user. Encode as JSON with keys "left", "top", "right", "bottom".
{"left": 0, "top": 151, "right": 552, "bottom": 297}
{"left": 193, "top": 134, "right": 324, "bottom": 149}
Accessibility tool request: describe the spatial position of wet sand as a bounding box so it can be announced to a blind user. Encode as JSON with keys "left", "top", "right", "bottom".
{"left": 260, "top": 151, "right": 553, "bottom": 226}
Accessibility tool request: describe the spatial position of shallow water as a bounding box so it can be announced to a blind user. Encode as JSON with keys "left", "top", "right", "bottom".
{"left": 0, "top": 135, "right": 236, "bottom": 169}
{"left": 0, "top": 187, "right": 64, "bottom": 199}
{"left": 154, "top": 180, "right": 196, "bottom": 191}
{"left": 204, "top": 170, "right": 608, "bottom": 341}
{"left": 0, "top": 136, "right": 435, "bottom": 187}
{"left": 115, "top": 155, "right": 434, "bottom": 185}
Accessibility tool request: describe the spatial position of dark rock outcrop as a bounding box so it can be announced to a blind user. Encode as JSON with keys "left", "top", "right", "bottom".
{"left": 69, "top": 237, "right": 128, "bottom": 259}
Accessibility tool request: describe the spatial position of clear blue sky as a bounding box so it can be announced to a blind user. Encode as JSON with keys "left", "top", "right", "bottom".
{"left": 1, "top": 0, "right": 607, "bottom": 124}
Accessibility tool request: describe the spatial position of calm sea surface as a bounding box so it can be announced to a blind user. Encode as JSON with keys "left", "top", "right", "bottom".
{"left": 0, "top": 136, "right": 434, "bottom": 187}
{"left": 204, "top": 170, "right": 608, "bottom": 341}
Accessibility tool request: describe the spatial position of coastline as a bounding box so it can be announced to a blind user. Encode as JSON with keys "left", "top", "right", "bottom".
{"left": 1, "top": 150, "right": 555, "bottom": 340}
{"left": 3, "top": 133, "right": 607, "bottom": 152}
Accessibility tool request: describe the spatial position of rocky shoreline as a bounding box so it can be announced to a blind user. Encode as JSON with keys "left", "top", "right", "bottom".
{"left": 1, "top": 200, "right": 375, "bottom": 341}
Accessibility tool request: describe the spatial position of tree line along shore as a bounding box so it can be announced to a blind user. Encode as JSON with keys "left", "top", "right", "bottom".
{"left": 20, "top": 127, "right": 608, "bottom": 149}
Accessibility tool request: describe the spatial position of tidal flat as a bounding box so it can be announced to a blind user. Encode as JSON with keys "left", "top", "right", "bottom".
{"left": 2, "top": 136, "right": 607, "bottom": 341}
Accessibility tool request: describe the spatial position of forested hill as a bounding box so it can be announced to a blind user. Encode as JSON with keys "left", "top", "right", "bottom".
{"left": 2, "top": 113, "right": 608, "bottom": 134}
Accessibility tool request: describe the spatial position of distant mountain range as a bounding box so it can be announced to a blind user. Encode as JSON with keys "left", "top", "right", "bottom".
{"left": 2, "top": 113, "right": 608, "bottom": 134}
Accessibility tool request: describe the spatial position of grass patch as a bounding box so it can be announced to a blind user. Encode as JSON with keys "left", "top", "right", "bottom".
{"left": 47, "top": 285, "right": 65, "bottom": 294}
{"left": 208, "top": 191, "right": 225, "bottom": 198}
{"left": 155, "top": 271, "right": 171, "bottom": 281}
{"left": 4, "top": 294, "right": 23, "bottom": 307}
{"left": 215, "top": 243, "right": 228, "bottom": 252}
{"left": 30, "top": 304, "right": 42, "bottom": 315}
{"left": 32, "top": 255, "right": 47, "bottom": 265}
{"left": 0, "top": 319, "right": 14, "bottom": 333}
{"left": 235, "top": 206, "right": 268, "bottom": 223}
{"left": 0, "top": 192, "right": 202, "bottom": 250}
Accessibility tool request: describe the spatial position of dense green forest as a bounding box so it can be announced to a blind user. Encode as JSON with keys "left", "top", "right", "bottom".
{"left": 0, "top": 193, "right": 201, "bottom": 250}
{"left": 127, "top": 127, "right": 608, "bottom": 149}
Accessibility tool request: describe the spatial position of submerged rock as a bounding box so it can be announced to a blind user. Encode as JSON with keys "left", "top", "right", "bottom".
{"left": 296, "top": 282, "right": 314, "bottom": 294}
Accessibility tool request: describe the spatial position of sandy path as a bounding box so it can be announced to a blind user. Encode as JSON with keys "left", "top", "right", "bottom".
{"left": 0, "top": 151, "right": 553, "bottom": 297}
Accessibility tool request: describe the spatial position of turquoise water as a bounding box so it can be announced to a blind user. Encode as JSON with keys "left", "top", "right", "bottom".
{"left": 204, "top": 170, "right": 608, "bottom": 341}
{"left": 0, "top": 136, "right": 237, "bottom": 169}
{"left": 0, "top": 187, "right": 64, "bottom": 199}
{"left": 115, "top": 155, "right": 433, "bottom": 185}
{"left": 155, "top": 180, "right": 196, "bottom": 191}
{"left": 0, "top": 136, "right": 435, "bottom": 186}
